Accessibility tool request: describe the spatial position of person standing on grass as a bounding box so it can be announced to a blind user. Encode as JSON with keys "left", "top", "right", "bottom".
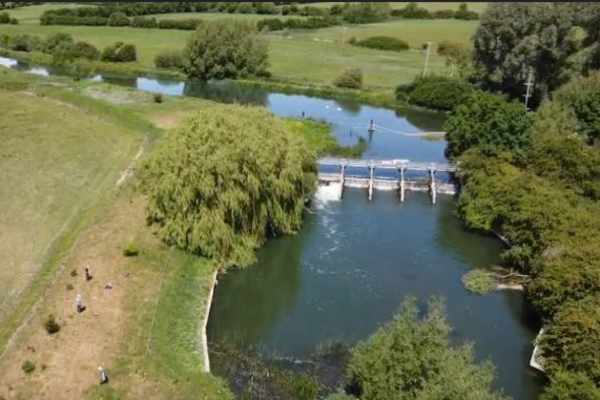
{"left": 98, "top": 366, "right": 109, "bottom": 384}
{"left": 75, "top": 293, "right": 84, "bottom": 313}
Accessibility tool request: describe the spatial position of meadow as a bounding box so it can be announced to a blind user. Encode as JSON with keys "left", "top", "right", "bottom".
{"left": 0, "top": 69, "right": 142, "bottom": 336}
{"left": 0, "top": 21, "right": 462, "bottom": 87}
{"left": 7, "top": 3, "right": 91, "bottom": 24}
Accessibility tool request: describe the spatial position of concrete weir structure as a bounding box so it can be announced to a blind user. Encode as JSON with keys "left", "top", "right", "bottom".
{"left": 317, "top": 158, "right": 459, "bottom": 204}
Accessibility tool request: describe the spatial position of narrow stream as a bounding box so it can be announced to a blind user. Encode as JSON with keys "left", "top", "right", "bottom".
{"left": 1, "top": 55, "right": 544, "bottom": 400}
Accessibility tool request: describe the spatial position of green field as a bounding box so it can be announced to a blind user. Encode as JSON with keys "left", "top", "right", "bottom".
{"left": 308, "top": 2, "right": 489, "bottom": 13}
{"left": 0, "top": 22, "right": 456, "bottom": 87}
{"left": 8, "top": 3, "right": 90, "bottom": 24}
{"left": 0, "top": 69, "right": 142, "bottom": 325}
{"left": 287, "top": 19, "right": 478, "bottom": 47}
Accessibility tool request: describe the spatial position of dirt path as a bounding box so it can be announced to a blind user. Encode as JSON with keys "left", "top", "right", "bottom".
{"left": 0, "top": 193, "right": 148, "bottom": 399}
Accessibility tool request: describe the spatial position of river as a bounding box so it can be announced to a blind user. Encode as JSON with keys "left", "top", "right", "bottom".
{"left": 1, "top": 55, "right": 543, "bottom": 400}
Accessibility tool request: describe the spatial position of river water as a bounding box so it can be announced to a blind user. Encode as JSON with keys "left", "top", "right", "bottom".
{"left": 1, "top": 56, "right": 543, "bottom": 399}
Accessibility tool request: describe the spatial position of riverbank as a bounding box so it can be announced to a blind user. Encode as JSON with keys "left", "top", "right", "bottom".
{"left": 0, "top": 48, "right": 411, "bottom": 110}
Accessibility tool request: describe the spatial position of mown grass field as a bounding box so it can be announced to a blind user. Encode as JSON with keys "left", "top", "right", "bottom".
{"left": 0, "top": 22, "right": 455, "bottom": 87}
{"left": 0, "top": 69, "right": 142, "bottom": 327}
{"left": 8, "top": 3, "right": 90, "bottom": 24}
{"left": 287, "top": 19, "right": 478, "bottom": 47}
{"left": 309, "top": 2, "right": 489, "bottom": 13}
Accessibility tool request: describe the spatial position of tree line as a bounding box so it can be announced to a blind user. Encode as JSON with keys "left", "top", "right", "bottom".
{"left": 438, "top": 3, "right": 600, "bottom": 399}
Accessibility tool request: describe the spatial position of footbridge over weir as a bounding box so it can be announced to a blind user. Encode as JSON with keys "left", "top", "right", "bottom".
{"left": 317, "top": 158, "right": 460, "bottom": 204}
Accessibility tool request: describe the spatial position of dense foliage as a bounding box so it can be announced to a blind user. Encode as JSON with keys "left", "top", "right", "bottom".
{"left": 448, "top": 79, "right": 600, "bottom": 398}
{"left": 445, "top": 91, "right": 532, "bottom": 158}
{"left": 154, "top": 49, "right": 182, "bottom": 69}
{"left": 348, "top": 297, "right": 506, "bottom": 400}
{"left": 0, "top": 11, "right": 9, "bottom": 23}
{"left": 473, "top": 2, "right": 579, "bottom": 106}
{"left": 437, "top": 40, "right": 471, "bottom": 77}
{"left": 257, "top": 16, "right": 340, "bottom": 31}
{"left": 391, "top": 2, "right": 478, "bottom": 20}
{"left": 139, "top": 105, "right": 316, "bottom": 268}
{"left": 341, "top": 2, "right": 390, "bottom": 24}
{"left": 396, "top": 75, "right": 474, "bottom": 111}
{"left": 182, "top": 20, "right": 268, "bottom": 80}
{"left": 100, "top": 42, "right": 137, "bottom": 62}
{"left": 354, "top": 36, "right": 409, "bottom": 52}
{"left": 333, "top": 68, "right": 363, "bottom": 89}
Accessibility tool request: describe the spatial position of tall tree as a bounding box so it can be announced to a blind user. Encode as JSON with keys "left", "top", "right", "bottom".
{"left": 139, "top": 105, "right": 315, "bottom": 268}
{"left": 444, "top": 90, "right": 532, "bottom": 160}
{"left": 348, "top": 297, "right": 508, "bottom": 400}
{"left": 183, "top": 19, "right": 269, "bottom": 80}
{"left": 473, "top": 2, "right": 579, "bottom": 106}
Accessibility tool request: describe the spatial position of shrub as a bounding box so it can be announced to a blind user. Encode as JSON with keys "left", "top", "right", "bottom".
{"left": 0, "top": 11, "right": 9, "bottom": 24}
{"left": 347, "top": 36, "right": 357, "bottom": 45}
{"left": 44, "top": 314, "right": 61, "bottom": 334}
{"left": 158, "top": 19, "right": 201, "bottom": 30}
{"left": 74, "top": 41, "right": 100, "bottom": 60}
{"left": 66, "top": 283, "right": 74, "bottom": 291}
{"left": 154, "top": 49, "right": 182, "bottom": 68}
{"left": 0, "top": 34, "right": 9, "bottom": 48}
{"left": 9, "top": 17, "right": 18, "bottom": 25}
{"left": 455, "top": 2, "right": 479, "bottom": 20}
{"left": 153, "top": 93, "right": 163, "bottom": 103}
{"left": 393, "top": 2, "right": 432, "bottom": 19}
{"left": 333, "top": 68, "right": 363, "bottom": 89}
{"left": 42, "top": 32, "right": 74, "bottom": 54}
{"left": 343, "top": 2, "right": 391, "bottom": 24}
{"left": 257, "top": 17, "right": 285, "bottom": 32}
{"left": 183, "top": 20, "right": 269, "bottom": 80}
{"left": 355, "top": 36, "right": 409, "bottom": 52}
{"left": 101, "top": 42, "right": 137, "bottom": 62}
{"left": 445, "top": 90, "right": 533, "bottom": 159}
{"left": 433, "top": 9, "right": 455, "bottom": 19}
{"left": 70, "top": 269, "right": 78, "bottom": 277}
{"left": 122, "top": 241, "right": 139, "bottom": 257}
{"left": 403, "top": 75, "right": 474, "bottom": 111}
{"left": 286, "top": 373, "right": 320, "bottom": 400}
{"left": 108, "top": 12, "right": 130, "bottom": 27}
{"left": 8, "top": 34, "right": 34, "bottom": 52}
{"left": 131, "top": 16, "right": 157, "bottom": 28}
{"left": 21, "top": 360, "right": 35, "bottom": 374}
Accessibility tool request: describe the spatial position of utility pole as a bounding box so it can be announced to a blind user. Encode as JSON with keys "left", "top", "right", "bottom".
{"left": 422, "top": 42, "right": 433, "bottom": 78}
{"left": 523, "top": 68, "right": 535, "bottom": 111}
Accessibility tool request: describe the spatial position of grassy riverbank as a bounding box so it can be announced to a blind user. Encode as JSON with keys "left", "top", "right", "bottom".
{"left": 0, "top": 65, "right": 355, "bottom": 399}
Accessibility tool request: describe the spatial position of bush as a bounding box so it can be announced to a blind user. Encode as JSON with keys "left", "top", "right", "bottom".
{"left": 21, "top": 360, "right": 35, "bottom": 374}
{"left": 122, "top": 241, "right": 140, "bottom": 257}
{"left": 70, "top": 269, "right": 77, "bottom": 277}
{"left": 355, "top": 36, "right": 409, "bottom": 52}
{"left": 347, "top": 36, "right": 357, "bottom": 45}
{"left": 131, "top": 16, "right": 157, "bottom": 28}
{"left": 0, "top": 11, "right": 9, "bottom": 24}
{"left": 101, "top": 42, "right": 137, "bottom": 62}
{"left": 433, "top": 9, "right": 456, "bottom": 19}
{"left": 333, "top": 68, "right": 363, "bottom": 89}
{"left": 9, "top": 34, "right": 33, "bottom": 52}
{"left": 455, "top": 2, "right": 479, "bottom": 20}
{"left": 343, "top": 2, "right": 391, "bottom": 24}
{"left": 445, "top": 90, "right": 533, "bottom": 159}
{"left": 153, "top": 93, "right": 163, "bottom": 103}
{"left": 74, "top": 41, "right": 100, "bottom": 60}
{"left": 139, "top": 105, "right": 315, "bottom": 267}
{"left": 66, "top": 283, "right": 74, "bottom": 291}
{"left": 44, "top": 314, "right": 61, "bottom": 334}
{"left": 42, "top": 32, "right": 74, "bottom": 54}
{"left": 257, "top": 17, "right": 285, "bottom": 32}
{"left": 108, "top": 12, "right": 130, "bottom": 26}
{"left": 9, "top": 17, "right": 18, "bottom": 25}
{"left": 0, "top": 33, "right": 9, "bottom": 48}
{"left": 154, "top": 49, "right": 182, "bottom": 69}
{"left": 393, "top": 2, "right": 432, "bottom": 19}
{"left": 183, "top": 20, "right": 269, "bottom": 80}
{"left": 158, "top": 18, "right": 201, "bottom": 30}
{"left": 402, "top": 75, "right": 474, "bottom": 111}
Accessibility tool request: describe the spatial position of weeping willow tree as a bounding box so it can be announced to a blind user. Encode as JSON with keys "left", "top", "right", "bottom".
{"left": 139, "top": 105, "right": 317, "bottom": 268}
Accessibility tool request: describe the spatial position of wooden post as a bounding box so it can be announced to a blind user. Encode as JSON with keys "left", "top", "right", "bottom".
{"left": 430, "top": 168, "right": 436, "bottom": 205}
{"left": 339, "top": 164, "right": 346, "bottom": 199}
{"left": 399, "top": 167, "right": 405, "bottom": 202}
{"left": 368, "top": 119, "right": 374, "bottom": 133}
{"left": 368, "top": 164, "right": 374, "bottom": 201}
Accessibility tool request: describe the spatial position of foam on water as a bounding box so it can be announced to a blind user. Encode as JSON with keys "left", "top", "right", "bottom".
{"left": 313, "top": 184, "right": 341, "bottom": 210}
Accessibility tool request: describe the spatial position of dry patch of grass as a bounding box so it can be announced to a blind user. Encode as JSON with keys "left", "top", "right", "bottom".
{"left": 0, "top": 88, "right": 140, "bottom": 326}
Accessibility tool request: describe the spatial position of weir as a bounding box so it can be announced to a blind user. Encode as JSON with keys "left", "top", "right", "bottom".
{"left": 317, "top": 158, "right": 459, "bottom": 203}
